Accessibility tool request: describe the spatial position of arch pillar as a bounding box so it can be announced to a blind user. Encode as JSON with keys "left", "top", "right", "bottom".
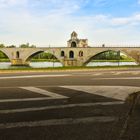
{"left": 11, "top": 59, "right": 29, "bottom": 66}
{"left": 11, "top": 50, "right": 29, "bottom": 66}
{"left": 63, "top": 59, "right": 77, "bottom": 66}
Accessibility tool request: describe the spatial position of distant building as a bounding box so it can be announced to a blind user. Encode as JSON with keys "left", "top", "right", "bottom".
{"left": 67, "top": 31, "right": 88, "bottom": 48}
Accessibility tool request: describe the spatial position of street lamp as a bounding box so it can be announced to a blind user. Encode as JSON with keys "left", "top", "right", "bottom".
{"left": 53, "top": 50, "right": 55, "bottom": 68}
{"left": 117, "top": 51, "right": 120, "bottom": 66}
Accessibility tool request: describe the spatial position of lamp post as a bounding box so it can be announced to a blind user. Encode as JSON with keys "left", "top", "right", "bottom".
{"left": 53, "top": 50, "right": 55, "bottom": 68}
{"left": 117, "top": 51, "right": 120, "bottom": 66}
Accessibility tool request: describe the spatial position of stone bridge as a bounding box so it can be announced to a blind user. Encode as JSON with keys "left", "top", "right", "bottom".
{"left": 0, "top": 47, "right": 140, "bottom": 66}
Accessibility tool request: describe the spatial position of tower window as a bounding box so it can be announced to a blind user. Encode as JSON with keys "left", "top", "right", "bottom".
{"left": 71, "top": 42, "right": 77, "bottom": 48}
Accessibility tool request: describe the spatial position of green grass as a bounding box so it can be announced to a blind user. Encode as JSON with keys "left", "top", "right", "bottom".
{"left": 30, "top": 59, "right": 135, "bottom": 63}
{"left": 0, "top": 58, "right": 59, "bottom": 62}
{"left": 91, "top": 59, "right": 135, "bottom": 62}
{"left": 0, "top": 59, "right": 10, "bottom": 62}
{"left": 31, "top": 59, "right": 59, "bottom": 62}
{"left": 0, "top": 58, "right": 134, "bottom": 63}
{"left": 0, "top": 65, "right": 140, "bottom": 71}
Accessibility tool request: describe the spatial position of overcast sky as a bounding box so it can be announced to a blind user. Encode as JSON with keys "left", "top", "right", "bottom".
{"left": 0, "top": 0, "right": 140, "bottom": 47}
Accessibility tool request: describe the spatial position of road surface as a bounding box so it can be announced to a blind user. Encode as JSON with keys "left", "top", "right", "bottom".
{"left": 0, "top": 69, "right": 140, "bottom": 140}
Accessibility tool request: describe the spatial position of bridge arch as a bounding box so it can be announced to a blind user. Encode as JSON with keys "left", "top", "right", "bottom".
{"left": 25, "top": 50, "right": 44, "bottom": 62}
{"left": 24, "top": 50, "right": 64, "bottom": 66}
{"left": 0, "top": 49, "right": 12, "bottom": 62}
{"left": 83, "top": 50, "right": 137, "bottom": 65}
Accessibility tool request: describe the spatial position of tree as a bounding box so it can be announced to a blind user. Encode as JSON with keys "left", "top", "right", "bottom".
{"left": 0, "top": 44, "right": 5, "bottom": 48}
{"left": 19, "top": 43, "right": 30, "bottom": 48}
{"left": 6, "top": 45, "right": 16, "bottom": 48}
{"left": 30, "top": 45, "right": 36, "bottom": 48}
{"left": 19, "top": 43, "right": 36, "bottom": 48}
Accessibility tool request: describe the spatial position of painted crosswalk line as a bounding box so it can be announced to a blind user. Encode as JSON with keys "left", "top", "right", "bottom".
{"left": 0, "top": 116, "right": 117, "bottom": 129}
{"left": 0, "top": 101, "right": 123, "bottom": 114}
{"left": 0, "top": 97, "right": 67, "bottom": 103}
{"left": 0, "top": 86, "right": 69, "bottom": 103}
{"left": 61, "top": 86, "right": 140, "bottom": 101}
{"left": 20, "top": 87, "right": 68, "bottom": 99}
{"left": 0, "top": 86, "right": 127, "bottom": 130}
{"left": 0, "top": 85, "right": 139, "bottom": 103}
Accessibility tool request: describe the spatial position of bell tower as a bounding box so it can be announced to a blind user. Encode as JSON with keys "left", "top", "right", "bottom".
{"left": 67, "top": 31, "right": 88, "bottom": 48}
{"left": 71, "top": 31, "right": 78, "bottom": 40}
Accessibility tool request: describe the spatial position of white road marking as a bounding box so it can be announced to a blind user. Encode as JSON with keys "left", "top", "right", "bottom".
{"left": 113, "top": 72, "right": 123, "bottom": 75}
{"left": 93, "top": 77, "right": 140, "bottom": 80}
{"left": 0, "top": 85, "right": 139, "bottom": 102}
{"left": 92, "top": 73, "right": 102, "bottom": 76}
{"left": 0, "top": 116, "right": 116, "bottom": 129}
{"left": 110, "top": 71, "right": 140, "bottom": 76}
{"left": 131, "top": 72, "right": 140, "bottom": 75}
{"left": 20, "top": 87, "right": 68, "bottom": 99}
{"left": 91, "top": 72, "right": 140, "bottom": 76}
{"left": 61, "top": 86, "right": 140, "bottom": 101}
{"left": 0, "top": 101, "right": 123, "bottom": 114}
{"left": 0, "top": 74, "right": 70, "bottom": 79}
{"left": 0, "top": 97, "right": 66, "bottom": 103}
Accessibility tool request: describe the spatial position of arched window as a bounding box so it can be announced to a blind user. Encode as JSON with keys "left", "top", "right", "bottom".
{"left": 79, "top": 51, "right": 83, "bottom": 57}
{"left": 71, "top": 42, "right": 77, "bottom": 48}
{"left": 61, "top": 51, "right": 65, "bottom": 57}
{"left": 69, "top": 51, "right": 74, "bottom": 58}
{"left": 16, "top": 51, "right": 20, "bottom": 59}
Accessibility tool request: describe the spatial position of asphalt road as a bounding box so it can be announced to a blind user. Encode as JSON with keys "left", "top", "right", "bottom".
{"left": 0, "top": 69, "right": 140, "bottom": 140}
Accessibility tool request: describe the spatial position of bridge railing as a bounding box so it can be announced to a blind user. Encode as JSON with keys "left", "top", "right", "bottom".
{"left": 90, "top": 45, "right": 140, "bottom": 48}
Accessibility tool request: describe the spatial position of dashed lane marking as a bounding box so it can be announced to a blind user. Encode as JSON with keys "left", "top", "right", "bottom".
{"left": 61, "top": 86, "right": 140, "bottom": 101}
{"left": 0, "top": 101, "right": 123, "bottom": 114}
{"left": 0, "top": 116, "right": 117, "bottom": 129}
{"left": 20, "top": 87, "right": 68, "bottom": 99}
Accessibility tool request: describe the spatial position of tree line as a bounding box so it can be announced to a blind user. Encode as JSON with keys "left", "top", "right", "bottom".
{"left": 0, "top": 43, "right": 36, "bottom": 48}
{"left": 0, "top": 43, "right": 36, "bottom": 59}
{"left": 0, "top": 43, "right": 56, "bottom": 60}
